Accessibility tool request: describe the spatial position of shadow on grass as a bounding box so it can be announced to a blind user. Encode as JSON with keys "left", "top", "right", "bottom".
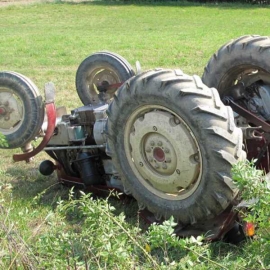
{"left": 51, "top": 0, "right": 270, "bottom": 9}
{"left": 6, "top": 166, "right": 70, "bottom": 205}
{"left": 6, "top": 164, "right": 145, "bottom": 227}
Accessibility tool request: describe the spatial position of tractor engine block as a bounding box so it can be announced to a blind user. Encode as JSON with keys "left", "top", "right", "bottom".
{"left": 47, "top": 104, "right": 108, "bottom": 147}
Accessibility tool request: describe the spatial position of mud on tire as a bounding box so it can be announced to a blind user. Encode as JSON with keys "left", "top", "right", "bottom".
{"left": 106, "top": 69, "right": 245, "bottom": 225}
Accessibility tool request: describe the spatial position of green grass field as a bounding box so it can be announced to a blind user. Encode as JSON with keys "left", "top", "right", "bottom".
{"left": 0, "top": 1, "right": 270, "bottom": 269}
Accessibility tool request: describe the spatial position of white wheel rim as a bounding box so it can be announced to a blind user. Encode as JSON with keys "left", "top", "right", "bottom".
{"left": 0, "top": 87, "right": 24, "bottom": 135}
{"left": 124, "top": 105, "right": 202, "bottom": 200}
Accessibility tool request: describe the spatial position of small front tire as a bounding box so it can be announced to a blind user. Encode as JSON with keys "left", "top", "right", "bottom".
{"left": 75, "top": 51, "right": 135, "bottom": 105}
{"left": 0, "top": 71, "right": 44, "bottom": 149}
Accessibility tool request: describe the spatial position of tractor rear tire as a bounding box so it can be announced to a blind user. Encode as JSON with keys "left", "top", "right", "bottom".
{"left": 106, "top": 69, "right": 245, "bottom": 225}
{"left": 202, "top": 35, "right": 270, "bottom": 95}
{"left": 0, "top": 72, "right": 44, "bottom": 149}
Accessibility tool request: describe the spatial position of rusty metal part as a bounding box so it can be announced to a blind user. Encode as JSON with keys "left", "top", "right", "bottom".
{"left": 96, "top": 82, "right": 122, "bottom": 92}
{"left": 223, "top": 97, "right": 270, "bottom": 133}
{"left": 139, "top": 205, "right": 238, "bottom": 241}
{"left": 241, "top": 126, "right": 263, "bottom": 140}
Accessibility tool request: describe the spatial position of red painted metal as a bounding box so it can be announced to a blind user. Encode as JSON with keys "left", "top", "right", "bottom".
{"left": 224, "top": 98, "right": 270, "bottom": 133}
{"left": 0, "top": 107, "right": 5, "bottom": 115}
{"left": 13, "top": 102, "right": 56, "bottom": 162}
{"left": 107, "top": 82, "right": 122, "bottom": 90}
{"left": 97, "top": 82, "right": 123, "bottom": 92}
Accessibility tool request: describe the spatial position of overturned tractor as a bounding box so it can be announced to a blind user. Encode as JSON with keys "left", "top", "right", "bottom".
{"left": 1, "top": 35, "right": 269, "bottom": 240}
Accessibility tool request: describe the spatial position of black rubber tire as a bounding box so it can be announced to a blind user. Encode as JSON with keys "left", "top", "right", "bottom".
{"left": 0, "top": 71, "right": 44, "bottom": 149}
{"left": 202, "top": 35, "right": 270, "bottom": 96}
{"left": 106, "top": 69, "right": 245, "bottom": 225}
{"left": 75, "top": 51, "right": 135, "bottom": 105}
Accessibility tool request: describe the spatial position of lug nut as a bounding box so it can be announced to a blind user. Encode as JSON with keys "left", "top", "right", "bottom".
{"left": 146, "top": 147, "right": 151, "bottom": 153}
{"left": 166, "top": 158, "right": 171, "bottom": 163}
{"left": 155, "top": 164, "right": 160, "bottom": 169}
{"left": 150, "top": 141, "right": 155, "bottom": 146}
{"left": 162, "top": 164, "right": 167, "bottom": 169}
{"left": 157, "top": 141, "right": 162, "bottom": 146}
{"left": 174, "top": 117, "right": 180, "bottom": 125}
{"left": 148, "top": 157, "right": 153, "bottom": 162}
{"left": 164, "top": 148, "right": 170, "bottom": 154}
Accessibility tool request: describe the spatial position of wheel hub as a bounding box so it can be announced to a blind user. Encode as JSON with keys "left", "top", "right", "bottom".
{"left": 0, "top": 106, "right": 6, "bottom": 115}
{"left": 0, "top": 88, "right": 24, "bottom": 133}
{"left": 125, "top": 107, "right": 202, "bottom": 199}
{"left": 153, "top": 147, "right": 165, "bottom": 162}
{"left": 87, "top": 68, "right": 120, "bottom": 104}
{"left": 143, "top": 133, "right": 177, "bottom": 175}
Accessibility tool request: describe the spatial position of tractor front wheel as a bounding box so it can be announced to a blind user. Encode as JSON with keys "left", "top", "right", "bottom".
{"left": 0, "top": 72, "right": 44, "bottom": 149}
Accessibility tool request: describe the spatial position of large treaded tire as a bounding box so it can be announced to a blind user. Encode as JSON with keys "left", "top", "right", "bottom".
{"left": 202, "top": 35, "right": 270, "bottom": 94}
{"left": 106, "top": 69, "right": 245, "bottom": 225}
{"left": 76, "top": 51, "right": 135, "bottom": 105}
{"left": 0, "top": 71, "right": 44, "bottom": 149}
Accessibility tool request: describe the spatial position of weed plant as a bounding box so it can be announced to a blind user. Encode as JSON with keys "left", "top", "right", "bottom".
{"left": 0, "top": 161, "right": 269, "bottom": 269}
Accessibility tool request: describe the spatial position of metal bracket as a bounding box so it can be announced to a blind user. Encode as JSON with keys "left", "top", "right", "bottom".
{"left": 241, "top": 126, "right": 263, "bottom": 140}
{"left": 44, "top": 82, "right": 56, "bottom": 104}
{"left": 223, "top": 97, "right": 270, "bottom": 133}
